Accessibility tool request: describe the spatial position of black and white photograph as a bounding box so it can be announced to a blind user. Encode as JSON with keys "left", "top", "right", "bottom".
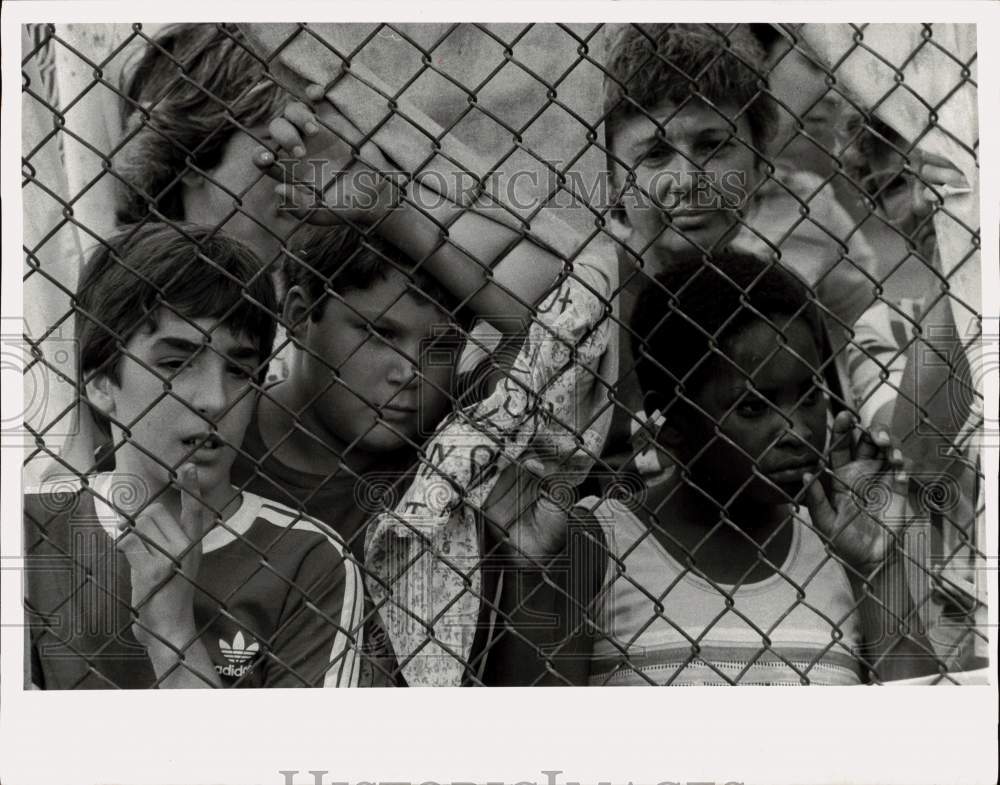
{"left": 2, "top": 2, "right": 997, "bottom": 784}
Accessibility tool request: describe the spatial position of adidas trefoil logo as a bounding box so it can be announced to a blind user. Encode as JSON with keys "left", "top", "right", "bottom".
{"left": 216, "top": 630, "right": 260, "bottom": 677}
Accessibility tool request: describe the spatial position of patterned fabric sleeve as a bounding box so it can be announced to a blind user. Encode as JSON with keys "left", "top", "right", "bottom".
{"left": 365, "top": 246, "right": 618, "bottom": 686}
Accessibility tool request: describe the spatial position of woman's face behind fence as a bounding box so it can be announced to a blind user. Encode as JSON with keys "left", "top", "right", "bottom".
{"left": 611, "top": 98, "right": 759, "bottom": 273}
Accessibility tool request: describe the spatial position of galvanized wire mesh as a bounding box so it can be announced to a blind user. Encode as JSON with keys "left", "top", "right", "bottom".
{"left": 19, "top": 21, "right": 989, "bottom": 688}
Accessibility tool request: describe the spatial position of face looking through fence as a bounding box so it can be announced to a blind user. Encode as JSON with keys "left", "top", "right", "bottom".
{"left": 278, "top": 227, "right": 461, "bottom": 463}
{"left": 19, "top": 21, "right": 987, "bottom": 692}
{"left": 117, "top": 23, "right": 294, "bottom": 263}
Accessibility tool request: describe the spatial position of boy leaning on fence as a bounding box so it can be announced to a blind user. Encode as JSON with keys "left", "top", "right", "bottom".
{"left": 230, "top": 223, "right": 480, "bottom": 686}
{"left": 236, "top": 69, "right": 616, "bottom": 685}
{"left": 23, "top": 223, "right": 364, "bottom": 689}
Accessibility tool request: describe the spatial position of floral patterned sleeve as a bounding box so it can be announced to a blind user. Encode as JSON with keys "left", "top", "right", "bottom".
{"left": 364, "top": 246, "right": 618, "bottom": 686}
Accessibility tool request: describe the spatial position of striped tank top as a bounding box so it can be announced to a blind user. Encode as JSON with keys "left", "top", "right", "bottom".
{"left": 585, "top": 497, "right": 865, "bottom": 686}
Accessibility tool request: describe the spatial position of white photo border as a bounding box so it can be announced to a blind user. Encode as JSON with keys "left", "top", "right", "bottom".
{"left": 2, "top": 2, "right": 998, "bottom": 785}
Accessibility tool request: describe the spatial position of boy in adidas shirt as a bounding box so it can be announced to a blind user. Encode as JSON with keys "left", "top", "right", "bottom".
{"left": 24, "top": 223, "right": 363, "bottom": 688}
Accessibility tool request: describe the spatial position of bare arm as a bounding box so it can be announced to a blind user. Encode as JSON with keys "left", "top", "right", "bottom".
{"left": 803, "top": 412, "right": 938, "bottom": 681}
{"left": 258, "top": 79, "right": 580, "bottom": 330}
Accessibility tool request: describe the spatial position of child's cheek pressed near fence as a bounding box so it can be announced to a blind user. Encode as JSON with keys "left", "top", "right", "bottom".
{"left": 670, "top": 318, "right": 828, "bottom": 506}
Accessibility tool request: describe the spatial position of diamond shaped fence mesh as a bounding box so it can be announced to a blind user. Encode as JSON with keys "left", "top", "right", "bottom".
{"left": 19, "top": 21, "right": 989, "bottom": 688}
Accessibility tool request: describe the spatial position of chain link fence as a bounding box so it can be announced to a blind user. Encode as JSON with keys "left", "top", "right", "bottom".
{"left": 19, "top": 21, "right": 990, "bottom": 688}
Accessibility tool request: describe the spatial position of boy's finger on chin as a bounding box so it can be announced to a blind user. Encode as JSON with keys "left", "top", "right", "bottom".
{"left": 854, "top": 428, "right": 882, "bottom": 461}
{"left": 177, "top": 464, "right": 208, "bottom": 536}
{"left": 176, "top": 463, "right": 198, "bottom": 493}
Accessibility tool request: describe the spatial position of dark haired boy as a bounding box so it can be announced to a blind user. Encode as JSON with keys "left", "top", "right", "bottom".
{"left": 231, "top": 220, "right": 613, "bottom": 686}
{"left": 234, "top": 225, "right": 477, "bottom": 556}
{"left": 116, "top": 22, "right": 290, "bottom": 263}
{"left": 231, "top": 78, "right": 617, "bottom": 685}
{"left": 24, "top": 223, "right": 363, "bottom": 689}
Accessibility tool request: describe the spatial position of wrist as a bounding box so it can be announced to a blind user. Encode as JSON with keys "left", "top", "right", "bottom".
{"left": 137, "top": 597, "right": 196, "bottom": 645}
{"left": 137, "top": 619, "right": 198, "bottom": 656}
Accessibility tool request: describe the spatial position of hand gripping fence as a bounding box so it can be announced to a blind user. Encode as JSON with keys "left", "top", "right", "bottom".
{"left": 19, "top": 21, "right": 989, "bottom": 688}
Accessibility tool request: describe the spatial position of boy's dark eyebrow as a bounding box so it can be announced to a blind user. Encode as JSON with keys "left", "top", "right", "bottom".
{"left": 151, "top": 336, "right": 260, "bottom": 361}
{"left": 633, "top": 121, "right": 731, "bottom": 152}
{"left": 352, "top": 310, "right": 408, "bottom": 331}
{"left": 150, "top": 336, "right": 204, "bottom": 354}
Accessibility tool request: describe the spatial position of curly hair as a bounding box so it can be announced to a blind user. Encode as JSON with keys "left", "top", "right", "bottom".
{"left": 115, "top": 23, "right": 287, "bottom": 224}
{"left": 603, "top": 24, "right": 777, "bottom": 174}
{"left": 631, "top": 248, "right": 824, "bottom": 416}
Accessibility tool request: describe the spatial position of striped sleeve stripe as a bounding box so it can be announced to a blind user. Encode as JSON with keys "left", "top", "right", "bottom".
{"left": 256, "top": 501, "right": 365, "bottom": 688}
{"left": 324, "top": 557, "right": 364, "bottom": 688}
{"left": 257, "top": 501, "right": 351, "bottom": 551}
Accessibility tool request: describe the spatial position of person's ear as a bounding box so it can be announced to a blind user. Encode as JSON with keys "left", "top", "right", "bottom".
{"left": 179, "top": 170, "right": 206, "bottom": 191}
{"left": 84, "top": 373, "right": 117, "bottom": 418}
{"left": 179, "top": 168, "right": 211, "bottom": 220}
{"left": 282, "top": 285, "right": 313, "bottom": 341}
